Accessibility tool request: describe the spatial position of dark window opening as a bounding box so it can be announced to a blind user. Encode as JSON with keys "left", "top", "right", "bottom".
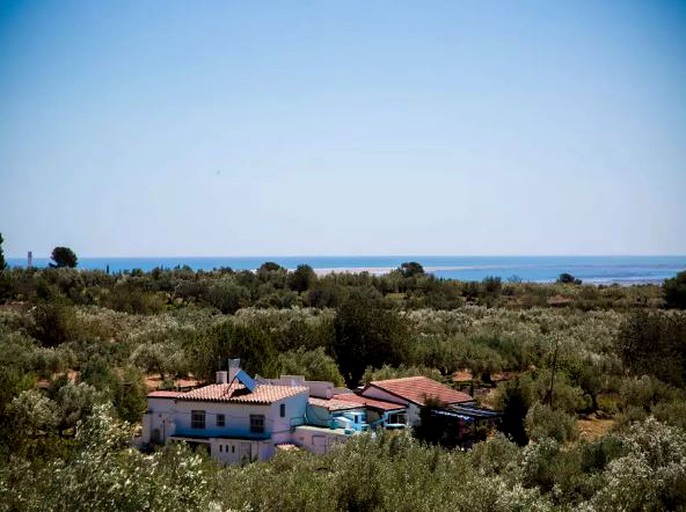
{"left": 191, "top": 410, "right": 205, "bottom": 429}
{"left": 250, "top": 414, "right": 265, "bottom": 434}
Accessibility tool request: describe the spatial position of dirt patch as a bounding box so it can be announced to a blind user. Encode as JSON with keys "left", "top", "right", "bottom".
{"left": 578, "top": 414, "right": 615, "bottom": 441}
{"left": 452, "top": 371, "right": 473, "bottom": 383}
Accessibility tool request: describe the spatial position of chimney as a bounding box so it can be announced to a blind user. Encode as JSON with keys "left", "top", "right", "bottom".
{"left": 216, "top": 371, "right": 228, "bottom": 384}
{"left": 228, "top": 358, "right": 241, "bottom": 383}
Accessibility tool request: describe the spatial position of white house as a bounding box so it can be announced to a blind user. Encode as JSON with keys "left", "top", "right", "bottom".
{"left": 142, "top": 360, "right": 364, "bottom": 464}
{"left": 142, "top": 363, "right": 497, "bottom": 464}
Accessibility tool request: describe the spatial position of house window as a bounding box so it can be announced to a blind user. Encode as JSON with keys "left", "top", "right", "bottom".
{"left": 280, "top": 403, "right": 286, "bottom": 418}
{"left": 191, "top": 410, "right": 205, "bottom": 429}
{"left": 216, "top": 414, "right": 225, "bottom": 427}
{"left": 250, "top": 414, "right": 265, "bottom": 434}
{"left": 388, "top": 412, "right": 407, "bottom": 425}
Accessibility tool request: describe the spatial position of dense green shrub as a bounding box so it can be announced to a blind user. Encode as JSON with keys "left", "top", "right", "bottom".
{"left": 525, "top": 403, "right": 578, "bottom": 443}
{"left": 663, "top": 270, "right": 686, "bottom": 309}
{"left": 277, "top": 347, "right": 344, "bottom": 386}
{"left": 29, "top": 301, "right": 77, "bottom": 347}
{"left": 497, "top": 375, "right": 534, "bottom": 446}
{"left": 617, "top": 311, "right": 686, "bottom": 387}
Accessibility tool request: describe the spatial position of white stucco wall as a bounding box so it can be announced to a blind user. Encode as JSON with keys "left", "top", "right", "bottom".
{"left": 293, "top": 426, "right": 350, "bottom": 455}
{"left": 158, "top": 391, "right": 307, "bottom": 456}
{"left": 144, "top": 397, "right": 177, "bottom": 443}
{"left": 209, "top": 438, "right": 273, "bottom": 463}
{"left": 173, "top": 401, "right": 270, "bottom": 438}
{"left": 269, "top": 392, "right": 308, "bottom": 444}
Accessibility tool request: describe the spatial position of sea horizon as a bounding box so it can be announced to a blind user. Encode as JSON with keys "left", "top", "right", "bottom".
{"left": 7, "top": 254, "right": 686, "bottom": 285}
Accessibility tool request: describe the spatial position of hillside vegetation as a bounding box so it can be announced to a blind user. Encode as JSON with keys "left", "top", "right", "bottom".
{"left": 0, "top": 263, "right": 685, "bottom": 511}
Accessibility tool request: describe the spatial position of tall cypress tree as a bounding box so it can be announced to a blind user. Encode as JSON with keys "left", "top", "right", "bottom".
{"left": 0, "top": 233, "right": 6, "bottom": 270}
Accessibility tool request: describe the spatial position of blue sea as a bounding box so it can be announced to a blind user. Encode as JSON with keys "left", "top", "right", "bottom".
{"left": 7, "top": 255, "right": 686, "bottom": 285}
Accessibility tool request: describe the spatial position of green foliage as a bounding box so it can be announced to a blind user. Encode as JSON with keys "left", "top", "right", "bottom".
{"left": 525, "top": 403, "right": 578, "bottom": 443}
{"left": 558, "top": 273, "right": 582, "bottom": 285}
{"left": 398, "top": 261, "right": 425, "bottom": 278}
{"left": 533, "top": 369, "right": 589, "bottom": 414}
{"left": 617, "top": 311, "right": 686, "bottom": 387}
{"left": 5, "top": 390, "right": 60, "bottom": 454}
{"left": 55, "top": 382, "right": 106, "bottom": 433}
{"left": 288, "top": 264, "right": 317, "bottom": 293}
{"left": 362, "top": 364, "right": 444, "bottom": 384}
{"left": 29, "top": 301, "right": 77, "bottom": 347}
{"left": 0, "top": 404, "right": 218, "bottom": 512}
{"left": 589, "top": 417, "right": 686, "bottom": 511}
{"left": 187, "top": 319, "right": 277, "bottom": 380}
{"left": 101, "top": 283, "right": 166, "bottom": 315}
{"left": 49, "top": 247, "right": 78, "bottom": 268}
{"left": 277, "top": 346, "right": 344, "bottom": 386}
{"left": 468, "top": 433, "right": 521, "bottom": 477}
{"left": 79, "top": 357, "right": 146, "bottom": 422}
{"left": 333, "top": 296, "right": 410, "bottom": 388}
{"left": 482, "top": 275, "right": 503, "bottom": 296}
{"left": 1, "top": 262, "right": 686, "bottom": 510}
{"left": 110, "top": 365, "right": 147, "bottom": 423}
{"left": 1, "top": 403, "right": 686, "bottom": 511}
{"left": 207, "top": 279, "right": 250, "bottom": 314}
{"left": 567, "top": 355, "right": 605, "bottom": 411}
{"left": 304, "top": 278, "right": 348, "bottom": 308}
{"left": 129, "top": 339, "right": 187, "bottom": 380}
{"left": 651, "top": 398, "right": 686, "bottom": 430}
{"left": 235, "top": 307, "right": 335, "bottom": 353}
{"left": 664, "top": 270, "right": 686, "bottom": 309}
{"left": 0, "top": 233, "right": 6, "bottom": 271}
{"left": 497, "top": 375, "right": 534, "bottom": 446}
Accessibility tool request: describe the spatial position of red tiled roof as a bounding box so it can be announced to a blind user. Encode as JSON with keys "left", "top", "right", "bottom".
{"left": 177, "top": 383, "right": 307, "bottom": 405}
{"left": 333, "top": 393, "right": 406, "bottom": 412}
{"left": 366, "top": 376, "right": 473, "bottom": 406}
{"left": 147, "top": 391, "right": 182, "bottom": 399}
{"left": 308, "top": 397, "right": 363, "bottom": 412}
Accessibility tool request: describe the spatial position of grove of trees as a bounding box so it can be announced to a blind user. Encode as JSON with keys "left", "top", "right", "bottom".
{"left": 0, "top": 246, "right": 684, "bottom": 510}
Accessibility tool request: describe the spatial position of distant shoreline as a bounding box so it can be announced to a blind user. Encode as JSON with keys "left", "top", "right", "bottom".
{"left": 6, "top": 255, "right": 684, "bottom": 286}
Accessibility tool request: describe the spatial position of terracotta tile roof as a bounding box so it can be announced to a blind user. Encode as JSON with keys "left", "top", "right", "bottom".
{"left": 308, "top": 397, "right": 363, "bottom": 412}
{"left": 147, "top": 390, "right": 182, "bottom": 399}
{"left": 366, "top": 376, "right": 473, "bottom": 407}
{"left": 333, "top": 393, "right": 406, "bottom": 412}
{"left": 177, "top": 383, "right": 307, "bottom": 405}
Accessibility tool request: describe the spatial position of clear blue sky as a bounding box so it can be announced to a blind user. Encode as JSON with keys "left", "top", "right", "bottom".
{"left": 1, "top": 0, "right": 684, "bottom": 257}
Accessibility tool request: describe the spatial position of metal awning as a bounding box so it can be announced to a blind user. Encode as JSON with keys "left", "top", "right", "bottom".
{"left": 450, "top": 405, "right": 501, "bottom": 419}
{"left": 430, "top": 405, "right": 501, "bottom": 422}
